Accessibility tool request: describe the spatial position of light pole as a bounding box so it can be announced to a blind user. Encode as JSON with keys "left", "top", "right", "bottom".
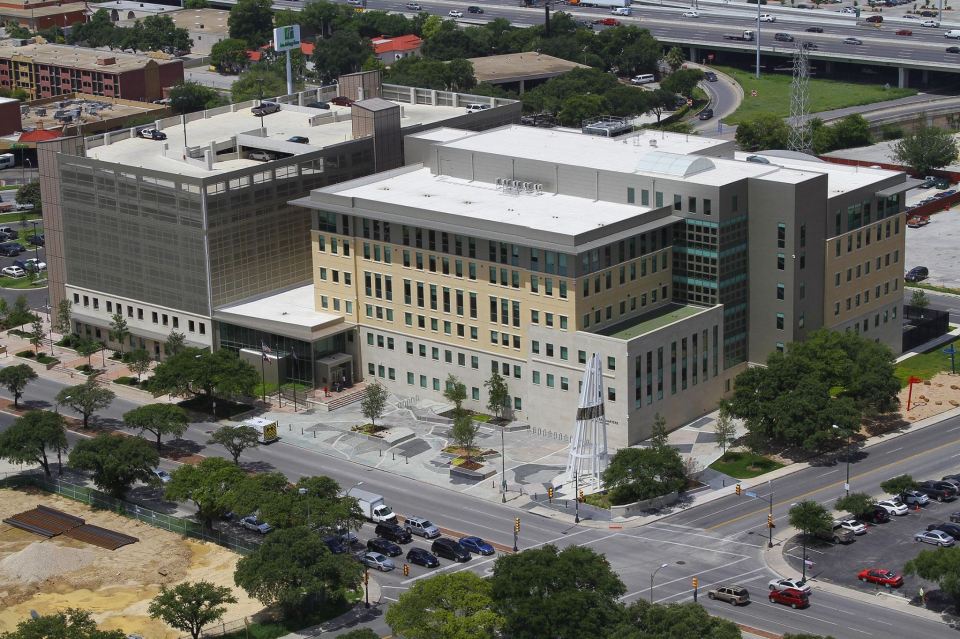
{"left": 364, "top": 567, "right": 370, "bottom": 609}
{"left": 767, "top": 480, "right": 774, "bottom": 549}
{"left": 832, "top": 424, "right": 851, "bottom": 496}
{"left": 31, "top": 220, "right": 40, "bottom": 264}
{"left": 574, "top": 471, "right": 580, "bottom": 524}
{"left": 500, "top": 425, "right": 507, "bottom": 503}
{"left": 791, "top": 502, "right": 810, "bottom": 581}
{"left": 755, "top": 0, "right": 761, "bottom": 79}
{"left": 650, "top": 563, "right": 669, "bottom": 603}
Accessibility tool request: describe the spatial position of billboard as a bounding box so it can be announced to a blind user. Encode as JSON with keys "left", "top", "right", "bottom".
{"left": 273, "top": 25, "right": 301, "bottom": 52}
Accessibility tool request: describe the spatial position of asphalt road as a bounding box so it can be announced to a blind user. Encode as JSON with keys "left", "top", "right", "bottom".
{"left": 5, "top": 369, "right": 960, "bottom": 637}
{"left": 906, "top": 289, "right": 960, "bottom": 325}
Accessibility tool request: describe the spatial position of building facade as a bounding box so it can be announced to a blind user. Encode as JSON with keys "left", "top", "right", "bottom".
{"left": 292, "top": 126, "right": 909, "bottom": 447}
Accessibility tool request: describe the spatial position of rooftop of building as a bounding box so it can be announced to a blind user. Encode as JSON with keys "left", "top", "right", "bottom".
{"left": 118, "top": 7, "right": 230, "bottom": 33}
{"left": 372, "top": 34, "right": 422, "bottom": 54}
{"left": 84, "top": 91, "right": 481, "bottom": 176}
{"left": 90, "top": 0, "right": 178, "bottom": 15}
{"left": 0, "top": 41, "right": 179, "bottom": 72}
{"left": 466, "top": 52, "right": 590, "bottom": 84}
{"left": 822, "top": 137, "right": 960, "bottom": 174}
{"left": 213, "top": 284, "right": 346, "bottom": 342}
{"left": 19, "top": 93, "right": 166, "bottom": 131}
{"left": 597, "top": 303, "right": 712, "bottom": 341}
{"left": 0, "top": 3, "right": 85, "bottom": 17}
{"left": 732, "top": 150, "right": 905, "bottom": 195}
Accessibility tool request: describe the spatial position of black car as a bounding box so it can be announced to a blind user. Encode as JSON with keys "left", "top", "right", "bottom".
{"left": 27, "top": 235, "right": 43, "bottom": 246}
{"left": 322, "top": 535, "right": 348, "bottom": 554}
{"left": 948, "top": 46, "right": 960, "bottom": 54}
{"left": 467, "top": 5, "right": 483, "bottom": 12}
{"left": 806, "top": 26, "right": 823, "bottom": 32}
{"left": 367, "top": 537, "right": 403, "bottom": 557}
{"left": 859, "top": 506, "right": 890, "bottom": 524}
{"left": 774, "top": 32, "right": 794, "bottom": 42}
{"left": 406, "top": 547, "right": 439, "bottom": 568}
{"left": 704, "top": 71, "right": 718, "bottom": 82}
{"left": 949, "top": 511, "right": 960, "bottom": 523}
{"left": 431, "top": 537, "right": 471, "bottom": 562}
{"left": 375, "top": 521, "right": 413, "bottom": 543}
{"left": 287, "top": 136, "right": 310, "bottom": 144}
{"left": 0, "top": 242, "right": 23, "bottom": 257}
{"left": 917, "top": 482, "right": 956, "bottom": 502}
{"left": 305, "top": 101, "right": 330, "bottom": 109}
{"left": 698, "top": 108, "right": 714, "bottom": 121}
{"left": 905, "top": 266, "right": 929, "bottom": 282}
{"left": 251, "top": 101, "right": 281, "bottom": 117}
{"left": 926, "top": 522, "right": 960, "bottom": 538}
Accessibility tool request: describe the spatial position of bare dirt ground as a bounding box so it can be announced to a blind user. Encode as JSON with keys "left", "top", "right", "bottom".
{"left": 0, "top": 487, "right": 264, "bottom": 638}
{"left": 898, "top": 372, "right": 960, "bottom": 423}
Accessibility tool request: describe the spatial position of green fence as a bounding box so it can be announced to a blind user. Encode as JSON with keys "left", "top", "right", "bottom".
{"left": 0, "top": 473, "right": 258, "bottom": 555}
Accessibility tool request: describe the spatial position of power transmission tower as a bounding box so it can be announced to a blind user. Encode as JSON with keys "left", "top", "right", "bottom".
{"left": 787, "top": 43, "right": 811, "bottom": 153}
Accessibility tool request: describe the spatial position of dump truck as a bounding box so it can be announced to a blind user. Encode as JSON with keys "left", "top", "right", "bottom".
{"left": 723, "top": 30, "right": 755, "bottom": 41}
{"left": 347, "top": 487, "right": 397, "bottom": 523}
{"left": 242, "top": 417, "right": 279, "bottom": 444}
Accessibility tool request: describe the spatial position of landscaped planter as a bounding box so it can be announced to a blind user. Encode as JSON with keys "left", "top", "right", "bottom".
{"left": 449, "top": 462, "right": 498, "bottom": 481}
{"left": 609, "top": 490, "right": 680, "bottom": 518}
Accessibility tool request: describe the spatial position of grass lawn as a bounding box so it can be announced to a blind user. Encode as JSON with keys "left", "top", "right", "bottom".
{"left": 908, "top": 282, "right": 960, "bottom": 297}
{"left": 715, "top": 66, "right": 916, "bottom": 125}
{"left": 709, "top": 451, "right": 784, "bottom": 479}
{"left": 0, "top": 274, "right": 46, "bottom": 289}
{"left": 895, "top": 336, "right": 960, "bottom": 386}
{"left": 0, "top": 212, "right": 41, "bottom": 225}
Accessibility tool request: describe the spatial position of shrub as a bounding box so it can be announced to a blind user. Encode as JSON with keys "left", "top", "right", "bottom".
{"left": 114, "top": 376, "right": 140, "bottom": 386}
{"left": 36, "top": 354, "right": 58, "bottom": 365}
{"left": 16, "top": 350, "right": 35, "bottom": 358}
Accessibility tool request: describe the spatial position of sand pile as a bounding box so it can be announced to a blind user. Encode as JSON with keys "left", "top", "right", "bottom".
{"left": 0, "top": 542, "right": 97, "bottom": 583}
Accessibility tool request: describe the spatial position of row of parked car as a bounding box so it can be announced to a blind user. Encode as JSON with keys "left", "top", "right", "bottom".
{"left": 358, "top": 518, "right": 495, "bottom": 571}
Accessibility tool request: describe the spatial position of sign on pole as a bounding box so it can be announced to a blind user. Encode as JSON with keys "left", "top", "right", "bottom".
{"left": 273, "top": 25, "right": 301, "bottom": 52}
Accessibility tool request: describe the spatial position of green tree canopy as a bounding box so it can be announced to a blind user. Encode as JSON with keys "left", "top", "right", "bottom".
{"left": 893, "top": 124, "right": 959, "bottom": 176}
{"left": 56, "top": 382, "right": 116, "bottom": 430}
{"left": 610, "top": 599, "right": 742, "bottom": 639}
{"left": 234, "top": 526, "right": 363, "bottom": 618}
{"left": 361, "top": 380, "right": 388, "bottom": 426}
{"left": 0, "top": 608, "right": 126, "bottom": 639}
{"left": 126, "top": 349, "right": 153, "bottom": 382}
{"left": 148, "top": 347, "right": 258, "bottom": 401}
{"left": 491, "top": 545, "right": 626, "bottom": 639}
{"left": 0, "top": 363, "right": 38, "bottom": 408}
{"left": 660, "top": 68, "right": 704, "bottom": 97}
{"left": 835, "top": 492, "right": 875, "bottom": 518}
{"left": 0, "top": 410, "right": 67, "bottom": 477}
{"left": 905, "top": 547, "right": 960, "bottom": 610}
{"left": 385, "top": 572, "right": 504, "bottom": 639}
{"left": 226, "top": 474, "right": 361, "bottom": 532}
{"left": 789, "top": 500, "right": 832, "bottom": 537}
{"left": 880, "top": 474, "right": 916, "bottom": 497}
{"left": 165, "top": 330, "right": 187, "bottom": 357}
{"left": 68, "top": 9, "right": 117, "bottom": 48}
{"left": 208, "top": 424, "right": 260, "bottom": 464}
{"left": 228, "top": 0, "right": 274, "bottom": 48}
{"left": 69, "top": 433, "right": 160, "bottom": 497}
{"left": 603, "top": 445, "right": 687, "bottom": 505}
{"left": 443, "top": 374, "right": 467, "bottom": 414}
{"left": 231, "top": 66, "right": 290, "bottom": 103}
{"left": 124, "top": 403, "right": 189, "bottom": 451}
{"left": 148, "top": 581, "right": 237, "bottom": 639}
{"left": 451, "top": 413, "right": 478, "bottom": 459}
{"left": 312, "top": 30, "right": 373, "bottom": 85}
{"left": 165, "top": 457, "right": 247, "bottom": 527}
{"left": 735, "top": 112, "right": 791, "bottom": 152}
{"left": 109, "top": 312, "right": 130, "bottom": 357}
{"left": 169, "top": 82, "right": 227, "bottom": 114}
{"left": 811, "top": 114, "right": 872, "bottom": 155}
{"left": 558, "top": 94, "right": 609, "bottom": 127}
{"left": 14, "top": 180, "right": 40, "bottom": 210}
{"left": 210, "top": 38, "right": 249, "bottom": 73}
{"left": 484, "top": 370, "right": 509, "bottom": 421}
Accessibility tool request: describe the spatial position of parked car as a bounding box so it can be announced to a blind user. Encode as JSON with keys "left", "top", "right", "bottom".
{"left": 904, "top": 266, "right": 929, "bottom": 282}
{"left": 630, "top": 74, "right": 656, "bottom": 85}
{"left": 947, "top": 46, "right": 960, "bottom": 53}
{"left": 769, "top": 588, "right": 809, "bottom": 608}
{"left": 915, "top": 530, "right": 955, "bottom": 546}
{"left": 459, "top": 536, "right": 495, "bottom": 555}
{"left": 306, "top": 101, "right": 330, "bottom": 109}
{"left": 1, "top": 265, "right": 25, "bottom": 278}
{"left": 950, "top": 511, "right": 960, "bottom": 523}
{"left": 448, "top": 9, "right": 463, "bottom": 17}
{"left": 360, "top": 551, "right": 395, "bottom": 572}
{"left": 774, "top": 32, "right": 794, "bottom": 42}
{"left": 815, "top": 524, "right": 854, "bottom": 544}
{"left": 876, "top": 499, "right": 909, "bottom": 516}
{"left": 806, "top": 26, "right": 824, "bottom": 32}
{"left": 152, "top": 469, "right": 171, "bottom": 483}
{"left": 768, "top": 578, "right": 811, "bottom": 594}
{"left": 467, "top": 5, "right": 483, "bottom": 12}
{"left": 287, "top": 136, "right": 310, "bottom": 144}
{"left": 896, "top": 28, "right": 913, "bottom": 35}
{"left": 406, "top": 546, "right": 440, "bottom": 568}
{"left": 431, "top": 537, "right": 471, "bottom": 562}
{"left": 698, "top": 108, "right": 714, "bottom": 120}
{"left": 330, "top": 96, "right": 355, "bottom": 106}
{"left": 16, "top": 258, "right": 45, "bottom": 272}
{"left": 917, "top": 481, "right": 956, "bottom": 502}
{"left": 251, "top": 102, "right": 281, "bottom": 117}
{"left": 704, "top": 71, "right": 718, "bottom": 82}
{"left": 858, "top": 506, "right": 890, "bottom": 524}
{"left": 405, "top": 2, "right": 422, "bottom": 9}
{"left": 0, "top": 243, "right": 24, "bottom": 257}
{"left": 857, "top": 568, "right": 903, "bottom": 588}
{"left": 0, "top": 227, "right": 19, "bottom": 239}
{"left": 248, "top": 150, "right": 276, "bottom": 162}
{"left": 844, "top": 37, "right": 863, "bottom": 45}
{"left": 367, "top": 537, "right": 403, "bottom": 557}
{"left": 239, "top": 515, "right": 273, "bottom": 534}
{"left": 707, "top": 585, "right": 750, "bottom": 605}
{"left": 139, "top": 128, "right": 167, "bottom": 140}
{"left": 405, "top": 516, "right": 441, "bottom": 539}
{"left": 27, "top": 234, "right": 44, "bottom": 246}
{"left": 375, "top": 521, "right": 413, "bottom": 543}
{"left": 836, "top": 518, "right": 867, "bottom": 535}
{"left": 15, "top": 203, "right": 33, "bottom": 211}
{"left": 902, "top": 489, "right": 930, "bottom": 506}
{"left": 322, "top": 535, "right": 348, "bottom": 554}
{"left": 926, "top": 522, "right": 960, "bottom": 539}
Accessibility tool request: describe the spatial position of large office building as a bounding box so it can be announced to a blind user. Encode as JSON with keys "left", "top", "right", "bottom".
{"left": 39, "top": 76, "right": 519, "bottom": 363}
{"left": 288, "top": 125, "right": 911, "bottom": 447}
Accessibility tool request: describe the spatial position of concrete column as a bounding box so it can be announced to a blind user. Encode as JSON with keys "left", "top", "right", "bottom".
{"left": 823, "top": 61, "right": 833, "bottom": 73}
{"left": 519, "top": 79, "right": 525, "bottom": 95}
{"left": 898, "top": 67, "right": 908, "bottom": 89}
{"left": 690, "top": 46, "right": 699, "bottom": 64}
{"left": 921, "top": 69, "right": 929, "bottom": 84}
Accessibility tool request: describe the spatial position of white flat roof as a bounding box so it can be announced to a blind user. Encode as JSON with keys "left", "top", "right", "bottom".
{"left": 86, "top": 100, "right": 469, "bottom": 176}
{"left": 733, "top": 151, "right": 903, "bottom": 195}
{"left": 214, "top": 285, "right": 346, "bottom": 341}
{"left": 328, "top": 167, "right": 657, "bottom": 237}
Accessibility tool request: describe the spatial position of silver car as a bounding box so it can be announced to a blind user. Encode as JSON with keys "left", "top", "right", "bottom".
{"left": 361, "top": 551, "right": 395, "bottom": 572}
{"left": 405, "top": 516, "right": 441, "bottom": 538}
{"left": 915, "top": 530, "right": 955, "bottom": 546}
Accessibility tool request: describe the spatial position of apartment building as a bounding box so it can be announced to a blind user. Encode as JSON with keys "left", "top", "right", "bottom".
{"left": 0, "top": 42, "right": 183, "bottom": 101}
{"left": 38, "top": 80, "right": 519, "bottom": 373}
{"left": 290, "top": 126, "right": 910, "bottom": 447}
{"left": 0, "top": 0, "right": 87, "bottom": 30}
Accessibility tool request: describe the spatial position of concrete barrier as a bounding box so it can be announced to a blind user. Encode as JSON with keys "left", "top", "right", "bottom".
{"left": 610, "top": 490, "right": 680, "bottom": 518}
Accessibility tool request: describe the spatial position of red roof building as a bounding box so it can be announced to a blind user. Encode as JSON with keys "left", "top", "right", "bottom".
{"left": 370, "top": 35, "right": 422, "bottom": 64}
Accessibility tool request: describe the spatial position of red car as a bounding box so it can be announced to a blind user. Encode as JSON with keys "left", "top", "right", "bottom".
{"left": 896, "top": 29, "right": 913, "bottom": 36}
{"left": 857, "top": 568, "right": 903, "bottom": 588}
{"left": 330, "top": 96, "right": 355, "bottom": 107}
{"left": 768, "top": 588, "right": 810, "bottom": 609}
{"left": 592, "top": 17, "right": 620, "bottom": 26}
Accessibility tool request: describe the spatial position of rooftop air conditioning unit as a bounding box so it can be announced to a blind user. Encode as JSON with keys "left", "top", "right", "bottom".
{"left": 535, "top": 184, "right": 543, "bottom": 192}
{"left": 649, "top": 139, "right": 657, "bottom": 147}
{"left": 522, "top": 182, "right": 531, "bottom": 191}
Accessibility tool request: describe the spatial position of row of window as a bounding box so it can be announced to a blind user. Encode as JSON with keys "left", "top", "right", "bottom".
{"left": 833, "top": 251, "right": 900, "bottom": 287}
{"left": 626, "top": 187, "right": 719, "bottom": 218}
{"left": 582, "top": 252, "right": 668, "bottom": 298}
{"left": 847, "top": 307, "right": 897, "bottom": 334}
{"left": 532, "top": 342, "right": 617, "bottom": 370}
{"left": 836, "top": 196, "right": 900, "bottom": 236}
{"left": 633, "top": 326, "right": 719, "bottom": 408}
{"left": 318, "top": 268, "right": 352, "bottom": 286}
{"left": 318, "top": 295, "right": 354, "bottom": 314}
{"left": 582, "top": 286, "right": 668, "bottom": 329}
{"left": 72, "top": 292, "right": 206, "bottom": 334}
{"left": 833, "top": 218, "right": 900, "bottom": 257}
{"left": 833, "top": 278, "right": 899, "bottom": 315}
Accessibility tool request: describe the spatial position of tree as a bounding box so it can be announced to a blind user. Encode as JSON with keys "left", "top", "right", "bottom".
{"left": 57, "top": 383, "right": 115, "bottom": 430}
{"left": 911, "top": 289, "right": 930, "bottom": 309}
{"left": 451, "top": 412, "right": 478, "bottom": 459}
{"left": 385, "top": 572, "right": 503, "bottom": 639}
{"left": 139, "top": 15, "right": 192, "bottom": 53}
{"left": 126, "top": 349, "right": 153, "bottom": 382}
{"left": 646, "top": 88, "right": 678, "bottom": 124}
{"left": 880, "top": 474, "right": 917, "bottom": 498}
{"left": 665, "top": 46, "right": 685, "bottom": 72}
{"left": 75, "top": 339, "right": 101, "bottom": 369}
{"left": 0, "top": 410, "right": 67, "bottom": 477}
{"left": 226, "top": 473, "right": 361, "bottom": 531}
{"left": 165, "top": 457, "right": 246, "bottom": 527}
{"left": 231, "top": 67, "right": 289, "bottom": 103}
{"left": 788, "top": 500, "right": 832, "bottom": 538}
{"left": 69, "top": 433, "right": 160, "bottom": 497}
{"left": 835, "top": 492, "right": 876, "bottom": 518}
{"left": 228, "top": 0, "right": 274, "bottom": 48}
{"left": 611, "top": 600, "right": 741, "bottom": 639}
{"left": 184, "top": 0, "right": 209, "bottom": 7}
{"left": 0, "top": 363, "right": 37, "bottom": 408}
{"left": 210, "top": 38, "right": 249, "bottom": 73}
{"left": 811, "top": 114, "right": 872, "bottom": 154}
{"left": 714, "top": 403, "right": 737, "bottom": 453}
{"left": 0, "top": 608, "right": 126, "bottom": 639}
{"left": 311, "top": 30, "right": 373, "bottom": 84}
{"left": 361, "top": 380, "right": 388, "bottom": 427}
{"left": 148, "top": 581, "right": 237, "bottom": 639}
{"left": 892, "top": 125, "right": 959, "bottom": 176}
{"left": 491, "top": 544, "right": 626, "bottom": 639}
{"left": 109, "top": 312, "right": 130, "bottom": 357}
{"left": 27, "top": 315, "right": 45, "bottom": 355}
{"left": 169, "top": 82, "right": 226, "bottom": 114}
{"left": 14, "top": 180, "right": 41, "bottom": 210}
{"left": 905, "top": 547, "right": 960, "bottom": 609}
{"left": 484, "top": 370, "right": 509, "bottom": 421}
{"left": 234, "top": 527, "right": 363, "bottom": 618}
{"left": 124, "top": 404, "right": 189, "bottom": 452}
{"left": 735, "top": 112, "right": 791, "bottom": 151}
{"left": 4, "top": 294, "right": 36, "bottom": 329}
{"left": 602, "top": 445, "right": 687, "bottom": 505}
{"left": 650, "top": 412, "right": 669, "bottom": 448}
{"left": 337, "top": 631, "right": 380, "bottom": 639}
{"left": 164, "top": 330, "right": 187, "bottom": 357}
{"left": 557, "top": 93, "right": 609, "bottom": 127}
{"left": 149, "top": 347, "right": 258, "bottom": 401}
{"left": 55, "top": 299, "right": 73, "bottom": 337}
{"left": 660, "top": 68, "right": 704, "bottom": 98}
{"left": 443, "top": 374, "right": 467, "bottom": 415}
{"left": 208, "top": 424, "right": 260, "bottom": 464}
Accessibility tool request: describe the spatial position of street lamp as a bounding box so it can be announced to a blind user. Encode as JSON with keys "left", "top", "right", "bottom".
{"left": 364, "top": 567, "right": 370, "bottom": 609}
{"left": 832, "top": 424, "right": 851, "bottom": 497}
{"left": 574, "top": 471, "right": 580, "bottom": 524}
{"left": 650, "top": 563, "right": 669, "bottom": 603}
{"left": 500, "top": 424, "right": 507, "bottom": 503}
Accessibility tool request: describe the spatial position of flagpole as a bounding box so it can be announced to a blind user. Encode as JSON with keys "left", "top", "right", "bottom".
{"left": 292, "top": 351, "right": 298, "bottom": 413}
{"left": 260, "top": 355, "right": 266, "bottom": 404}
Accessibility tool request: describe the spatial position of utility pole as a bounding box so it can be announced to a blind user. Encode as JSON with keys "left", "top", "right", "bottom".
{"left": 756, "top": 0, "right": 761, "bottom": 79}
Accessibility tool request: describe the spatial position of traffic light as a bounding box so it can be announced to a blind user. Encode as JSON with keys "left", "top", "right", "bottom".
{"left": 578, "top": 489, "right": 584, "bottom": 503}
{"left": 548, "top": 487, "right": 554, "bottom": 502}
{"left": 735, "top": 483, "right": 742, "bottom": 496}
{"left": 692, "top": 577, "right": 699, "bottom": 589}
{"left": 768, "top": 513, "right": 775, "bottom": 528}
{"left": 402, "top": 563, "right": 410, "bottom": 577}
{"left": 514, "top": 517, "right": 521, "bottom": 533}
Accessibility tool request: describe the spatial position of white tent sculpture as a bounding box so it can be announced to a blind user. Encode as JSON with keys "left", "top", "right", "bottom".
{"left": 563, "top": 352, "right": 609, "bottom": 491}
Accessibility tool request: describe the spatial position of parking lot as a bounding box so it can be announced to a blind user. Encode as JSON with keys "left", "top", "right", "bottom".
{"left": 904, "top": 196, "right": 960, "bottom": 291}
{"left": 783, "top": 497, "right": 960, "bottom": 602}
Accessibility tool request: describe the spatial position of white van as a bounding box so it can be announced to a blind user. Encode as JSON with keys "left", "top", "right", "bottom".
{"left": 0, "top": 154, "right": 14, "bottom": 169}
{"left": 946, "top": 30, "right": 960, "bottom": 39}
{"left": 612, "top": 6, "right": 631, "bottom": 15}
{"left": 630, "top": 74, "right": 656, "bottom": 85}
